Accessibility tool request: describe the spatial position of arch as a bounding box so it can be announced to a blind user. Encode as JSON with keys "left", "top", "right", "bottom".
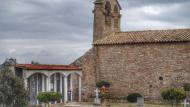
{"left": 105, "top": 1, "right": 112, "bottom": 26}
{"left": 50, "top": 72, "right": 65, "bottom": 77}
{"left": 27, "top": 72, "right": 48, "bottom": 79}
{"left": 114, "top": 4, "right": 119, "bottom": 14}
{"left": 27, "top": 72, "right": 47, "bottom": 105}
{"left": 69, "top": 72, "right": 82, "bottom": 77}
{"left": 105, "top": 1, "right": 111, "bottom": 14}
{"left": 67, "top": 72, "right": 81, "bottom": 102}
{"left": 74, "top": 72, "right": 82, "bottom": 77}
{"left": 113, "top": 4, "right": 120, "bottom": 31}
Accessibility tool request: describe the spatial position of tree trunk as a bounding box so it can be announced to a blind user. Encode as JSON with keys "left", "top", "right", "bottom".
{"left": 171, "top": 101, "right": 173, "bottom": 107}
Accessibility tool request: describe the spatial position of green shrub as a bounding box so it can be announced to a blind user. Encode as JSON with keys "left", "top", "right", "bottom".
{"left": 183, "top": 83, "right": 190, "bottom": 91}
{"left": 126, "top": 93, "right": 142, "bottom": 103}
{"left": 37, "top": 92, "right": 62, "bottom": 107}
{"left": 96, "top": 81, "right": 110, "bottom": 88}
{"left": 161, "top": 88, "right": 186, "bottom": 107}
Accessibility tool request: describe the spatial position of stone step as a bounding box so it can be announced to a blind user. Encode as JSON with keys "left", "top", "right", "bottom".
{"left": 64, "top": 102, "right": 81, "bottom": 107}
{"left": 65, "top": 105, "right": 80, "bottom": 107}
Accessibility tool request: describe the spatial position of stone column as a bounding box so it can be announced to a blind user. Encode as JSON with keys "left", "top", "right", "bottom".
{"left": 46, "top": 76, "right": 50, "bottom": 91}
{"left": 54, "top": 74, "right": 57, "bottom": 92}
{"left": 46, "top": 75, "right": 51, "bottom": 106}
{"left": 64, "top": 76, "right": 68, "bottom": 103}
{"left": 41, "top": 75, "right": 45, "bottom": 106}
{"left": 70, "top": 74, "right": 73, "bottom": 102}
{"left": 36, "top": 74, "right": 39, "bottom": 106}
{"left": 54, "top": 74, "right": 57, "bottom": 104}
{"left": 79, "top": 76, "right": 82, "bottom": 102}
{"left": 42, "top": 75, "right": 45, "bottom": 92}
{"left": 60, "top": 74, "right": 63, "bottom": 103}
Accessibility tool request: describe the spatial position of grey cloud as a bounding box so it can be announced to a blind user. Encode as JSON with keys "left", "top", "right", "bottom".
{"left": 120, "top": 0, "right": 190, "bottom": 8}
{"left": 0, "top": 38, "right": 91, "bottom": 64}
{"left": 0, "top": 0, "right": 190, "bottom": 64}
{"left": 120, "top": 0, "right": 190, "bottom": 31}
{"left": 0, "top": 0, "right": 93, "bottom": 40}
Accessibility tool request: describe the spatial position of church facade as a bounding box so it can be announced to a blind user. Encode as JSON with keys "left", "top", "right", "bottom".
{"left": 73, "top": 0, "right": 190, "bottom": 101}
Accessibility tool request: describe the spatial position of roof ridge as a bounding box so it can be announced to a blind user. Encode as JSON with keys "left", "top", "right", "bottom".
{"left": 15, "top": 64, "right": 81, "bottom": 70}
{"left": 16, "top": 64, "right": 74, "bottom": 66}
{"left": 117, "top": 28, "right": 190, "bottom": 34}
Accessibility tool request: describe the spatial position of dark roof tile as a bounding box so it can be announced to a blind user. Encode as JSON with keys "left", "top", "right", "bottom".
{"left": 15, "top": 64, "right": 81, "bottom": 70}
{"left": 94, "top": 29, "right": 190, "bottom": 45}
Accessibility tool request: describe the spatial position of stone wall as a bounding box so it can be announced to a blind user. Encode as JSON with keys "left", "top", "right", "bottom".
{"left": 95, "top": 42, "right": 190, "bottom": 99}
{"left": 72, "top": 48, "right": 96, "bottom": 101}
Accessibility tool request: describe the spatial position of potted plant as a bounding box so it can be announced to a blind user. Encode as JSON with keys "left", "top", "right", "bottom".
{"left": 96, "top": 81, "right": 110, "bottom": 107}
{"left": 37, "top": 92, "right": 62, "bottom": 107}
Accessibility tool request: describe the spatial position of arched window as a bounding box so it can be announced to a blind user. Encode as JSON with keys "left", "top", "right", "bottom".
{"left": 114, "top": 4, "right": 119, "bottom": 14}
{"left": 105, "top": 1, "right": 112, "bottom": 26}
{"left": 114, "top": 5, "right": 119, "bottom": 30}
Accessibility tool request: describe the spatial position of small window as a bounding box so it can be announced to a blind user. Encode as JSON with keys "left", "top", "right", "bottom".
{"left": 159, "top": 76, "right": 163, "bottom": 81}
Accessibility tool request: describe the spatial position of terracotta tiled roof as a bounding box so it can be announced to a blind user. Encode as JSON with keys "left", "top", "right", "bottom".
{"left": 15, "top": 64, "right": 81, "bottom": 70}
{"left": 94, "top": 29, "right": 190, "bottom": 45}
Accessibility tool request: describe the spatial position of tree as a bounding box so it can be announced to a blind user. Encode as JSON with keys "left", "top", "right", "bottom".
{"left": 37, "top": 92, "right": 62, "bottom": 107}
{"left": 161, "top": 88, "right": 186, "bottom": 107}
{"left": 0, "top": 67, "right": 29, "bottom": 107}
{"left": 31, "top": 61, "right": 40, "bottom": 65}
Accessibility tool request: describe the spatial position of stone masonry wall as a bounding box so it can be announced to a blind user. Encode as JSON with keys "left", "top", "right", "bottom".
{"left": 72, "top": 48, "right": 96, "bottom": 101}
{"left": 95, "top": 42, "right": 190, "bottom": 99}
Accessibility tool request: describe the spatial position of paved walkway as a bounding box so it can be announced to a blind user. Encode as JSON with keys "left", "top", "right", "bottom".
{"left": 65, "top": 102, "right": 100, "bottom": 107}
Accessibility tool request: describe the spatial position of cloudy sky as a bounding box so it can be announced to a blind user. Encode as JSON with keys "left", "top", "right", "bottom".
{"left": 0, "top": 0, "right": 190, "bottom": 65}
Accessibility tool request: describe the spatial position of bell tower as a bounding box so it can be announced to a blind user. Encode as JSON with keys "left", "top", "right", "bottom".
{"left": 93, "top": 0, "right": 121, "bottom": 42}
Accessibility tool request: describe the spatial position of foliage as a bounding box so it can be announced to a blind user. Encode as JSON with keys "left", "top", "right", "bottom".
{"left": 37, "top": 92, "right": 62, "bottom": 107}
{"left": 0, "top": 67, "right": 29, "bottom": 107}
{"left": 100, "top": 92, "right": 110, "bottom": 99}
{"left": 31, "top": 61, "right": 40, "bottom": 65}
{"left": 96, "top": 81, "right": 110, "bottom": 88}
{"left": 183, "top": 83, "right": 190, "bottom": 91}
{"left": 126, "top": 93, "right": 142, "bottom": 103}
{"left": 161, "top": 88, "right": 186, "bottom": 107}
{"left": 96, "top": 81, "right": 110, "bottom": 102}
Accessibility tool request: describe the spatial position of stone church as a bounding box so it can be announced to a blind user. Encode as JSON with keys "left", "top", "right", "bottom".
{"left": 72, "top": 0, "right": 190, "bottom": 101}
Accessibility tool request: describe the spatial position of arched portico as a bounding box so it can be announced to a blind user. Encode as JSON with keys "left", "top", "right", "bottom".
{"left": 67, "top": 73, "right": 82, "bottom": 102}
{"left": 27, "top": 73, "right": 48, "bottom": 106}
{"left": 25, "top": 70, "right": 82, "bottom": 106}
{"left": 48, "top": 72, "right": 82, "bottom": 103}
{"left": 15, "top": 64, "right": 82, "bottom": 106}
